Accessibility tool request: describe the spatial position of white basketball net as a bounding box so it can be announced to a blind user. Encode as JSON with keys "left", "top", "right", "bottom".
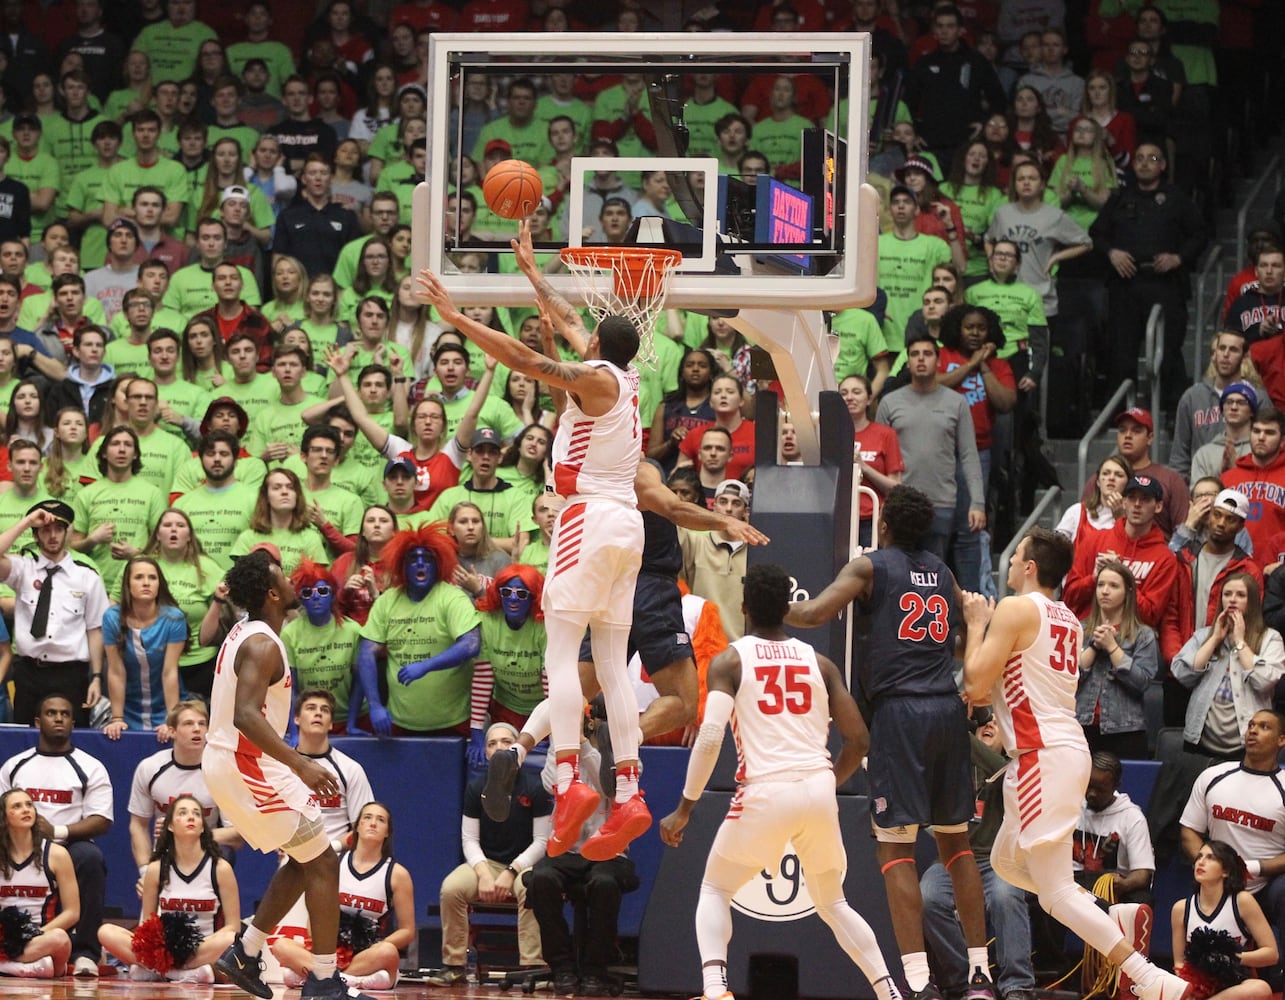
{"left": 559, "top": 247, "right": 682, "bottom": 368}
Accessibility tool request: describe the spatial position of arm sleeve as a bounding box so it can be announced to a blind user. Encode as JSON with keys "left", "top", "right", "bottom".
{"left": 511, "top": 814, "right": 551, "bottom": 871}
{"left": 461, "top": 815, "right": 486, "bottom": 868}
{"left": 682, "top": 690, "right": 733, "bottom": 801}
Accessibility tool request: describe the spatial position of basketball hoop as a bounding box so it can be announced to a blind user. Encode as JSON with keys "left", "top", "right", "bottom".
{"left": 559, "top": 246, "right": 682, "bottom": 367}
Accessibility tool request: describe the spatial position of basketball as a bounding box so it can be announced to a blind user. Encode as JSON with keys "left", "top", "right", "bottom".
{"left": 482, "top": 159, "right": 543, "bottom": 220}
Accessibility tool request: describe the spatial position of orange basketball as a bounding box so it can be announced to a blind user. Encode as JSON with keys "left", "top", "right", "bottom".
{"left": 481, "top": 159, "right": 543, "bottom": 220}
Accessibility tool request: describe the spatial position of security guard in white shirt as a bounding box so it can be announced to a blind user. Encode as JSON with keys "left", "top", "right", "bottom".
{"left": 0, "top": 500, "right": 109, "bottom": 725}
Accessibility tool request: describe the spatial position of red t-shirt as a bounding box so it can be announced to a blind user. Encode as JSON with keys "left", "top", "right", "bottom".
{"left": 402, "top": 448, "right": 461, "bottom": 510}
{"left": 678, "top": 419, "right": 756, "bottom": 483}
{"left": 852, "top": 420, "right": 904, "bottom": 519}
{"left": 937, "top": 347, "right": 1015, "bottom": 451}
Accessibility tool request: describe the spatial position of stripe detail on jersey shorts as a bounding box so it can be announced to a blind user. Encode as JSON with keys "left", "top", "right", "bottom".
{"left": 235, "top": 752, "right": 293, "bottom": 815}
{"left": 553, "top": 423, "right": 593, "bottom": 496}
{"left": 725, "top": 785, "right": 745, "bottom": 821}
{"left": 1016, "top": 752, "right": 1043, "bottom": 830}
{"left": 550, "top": 503, "right": 587, "bottom": 579}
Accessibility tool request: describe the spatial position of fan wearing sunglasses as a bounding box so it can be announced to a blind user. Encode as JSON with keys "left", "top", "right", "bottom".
{"left": 352, "top": 523, "right": 482, "bottom": 738}
{"left": 282, "top": 561, "right": 363, "bottom": 733}
{"left": 467, "top": 566, "right": 548, "bottom": 772}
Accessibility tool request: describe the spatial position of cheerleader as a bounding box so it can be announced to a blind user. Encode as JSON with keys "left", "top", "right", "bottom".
{"left": 1172, "top": 840, "right": 1277, "bottom": 1000}
{"left": 99, "top": 794, "right": 239, "bottom": 982}
{"left": 273, "top": 801, "right": 414, "bottom": 990}
{"left": 0, "top": 788, "right": 78, "bottom": 977}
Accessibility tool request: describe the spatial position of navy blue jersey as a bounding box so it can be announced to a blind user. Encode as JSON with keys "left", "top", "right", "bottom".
{"left": 641, "top": 509, "right": 682, "bottom": 578}
{"left": 856, "top": 547, "right": 961, "bottom": 703}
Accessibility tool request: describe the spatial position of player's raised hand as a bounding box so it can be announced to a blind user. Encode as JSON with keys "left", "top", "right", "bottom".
{"left": 416, "top": 268, "right": 457, "bottom": 316}
{"left": 961, "top": 591, "right": 995, "bottom": 628}
{"left": 510, "top": 219, "right": 539, "bottom": 276}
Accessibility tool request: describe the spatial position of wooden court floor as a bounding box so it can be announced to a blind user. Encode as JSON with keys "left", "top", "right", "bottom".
{"left": 2, "top": 977, "right": 681, "bottom": 999}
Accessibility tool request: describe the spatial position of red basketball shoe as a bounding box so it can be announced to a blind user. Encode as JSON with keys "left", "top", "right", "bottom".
{"left": 581, "top": 791, "right": 651, "bottom": 861}
{"left": 548, "top": 780, "right": 600, "bottom": 857}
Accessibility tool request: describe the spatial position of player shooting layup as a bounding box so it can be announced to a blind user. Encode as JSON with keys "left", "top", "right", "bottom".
{"left": 203, "top": 549, "right": 374, "bottom": 1000}
{"left": 962, "top": 528, "right": 1190, "bottom": 1000}
{"left": 660, "top": 563, "right": 903, "bottom": 1000}
{"left": 417, "top": 220, "right": 651, "bottom": 862}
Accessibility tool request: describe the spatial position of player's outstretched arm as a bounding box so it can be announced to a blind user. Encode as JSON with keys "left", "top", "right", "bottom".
{"left": 819, "top": 654, "right": 867, "bottom": 786}
{"left": 635, "top": 460, "right": 770, "bottom": 544}
{"left": 232, "top": 636, "right": 340, "bottom": 797}
{"left": 659, "top": 648, "right": 741, "bottom": 848}
{"left": 784, "top": 556, "right": 873, "bottom": 628}
{"left": 417, "top": 268, "right": 617, "bottom": 408}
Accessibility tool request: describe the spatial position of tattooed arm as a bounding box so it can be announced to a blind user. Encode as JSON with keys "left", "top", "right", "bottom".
{"left": 511, "top": 219, "right": 590, "bottom": 346}
{"left": 416, "top": 268, "right": 620, "bottom": 414}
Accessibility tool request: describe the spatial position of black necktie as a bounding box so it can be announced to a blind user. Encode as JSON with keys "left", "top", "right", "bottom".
{"left": 30, "top": 564, "right": 61, "bottom": 639}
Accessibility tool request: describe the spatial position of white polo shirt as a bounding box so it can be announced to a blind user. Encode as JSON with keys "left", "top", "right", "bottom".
{"left": 5, "top": 551, "right": 109, "bottom": 662}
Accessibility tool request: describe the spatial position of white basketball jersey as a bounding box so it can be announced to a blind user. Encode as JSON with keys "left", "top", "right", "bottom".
{"left": 730, "top": 635, "right": 832, "bottom": 782}
{"left": 992, "top": 592, "right": 1088, "bottom": 755}
{"left": 338, "top": 851, "right": 395, "bottom": 936}
{"left": 207, "top": 620, "right": 293, "bottom": 755}
{"left": 157, "top": 854, "right": 223, "bottom": 938}
{"left": 550, "top": 360, "right": 640, "bottom": 503}
{"left": 0, "top": 842, "right": 57, "bottom": 925}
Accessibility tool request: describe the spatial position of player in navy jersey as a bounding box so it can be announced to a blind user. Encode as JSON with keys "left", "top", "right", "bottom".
{"left": 786, "top": 484, "right": 995, "bottom": 1000}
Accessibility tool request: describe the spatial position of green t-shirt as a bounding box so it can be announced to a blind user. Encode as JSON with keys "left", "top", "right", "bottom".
{"left": 298, "top": 319, "right": 347, "bottom": 352}
{"left": 65, "top": 161, "right": 116, "bottom": 269}
{"left": 226, "top": 40, "right": 296, "bottom": 98}
{"left": 940, "top": 181, "right": 1006, "bottom": 278}
{"left": 227, "top": 525, "right": 327, "bottom": 576}
{"left": 681, "top": 96, "right": 739, "bottom": 158}
{"left": 304, "top": 481, "right": 365, "bottom": 539}
{"left": 162, "top": 262, "right": 262, "bottom": 317}
{"left": 134, "top": 19, "right": 219, "bottom": 83}
{"left": 360, "top": 583, "right": 480, "bottom": 732}
{"left": 245, "top": 396, "right": 324, "bottom": 458}
{"left": 155, "top": 378, "right": 211, "bottom": 435}
{"left": 832, "top": 307, "right": 892, "bottom": 381}
{"left": 282, "top": 616, "right": 362, "bottom": 716}
{"left": 72, "top": 474, "right": 168, "bottom": 595}
{"left": 535, "top": 95, "right": 592, "bottom": 153}
{"left": 172, "top": 481, "right": 258, "bottom": 568}
{"left": 636, "top": 333, "right": 682, "bottom": 439}
{"left": 9, "top": 150, "right": 60, "bottom": 240}
{"left": 516, "top": 536, "right": 548, "bottom": 574}
{"left": 590, "top": 85, "right": 655, "bottom": 159}
{"left": 966, "top": 278, "right": 1049, "bottom": 360}
{"left": 100, "top": 156, "right": 191, "bottom": 219}
{"left": 17, "top": 293, "right": 107, "bottom": 332}
{"left": 40, "top": 451, "right": 98, "bottom": 507}
{"left": 478, "top": 612, "right": 546, "bottom": 714}
{"left": 191, "top": 361, "right": 236, "bottom": 395}
{"left": 750, "top": 113, "right": 814, "bottom": 174}
{"left": 440, "top": 390, "right": 522, "bottom": 442}
{"left": 331, "top": 236, "right": 372, "bottom": 290}
{"left": 155, "top": 554, "right": 224, "bottom": 667}
{"left": 427, "top": 481, "right": 527, "bottom": 542}
{"left": 172, "top": 455, "right": 268, "bottom": 496}
{"left": 366, "top": 121, "right": 402, "bottom": 165}
{"left": 103, "top": 338, "right": 154, "bottom": 377}
{"left": 261, "top": 298, "right": 307, "bottom": 329}
{"left": 876, "top": 230, "right": 952, "bottom": 337}
{"left": 472, "top": 117, "right": 553, "bottom": 170}
{"left": 1047, "top": 155, "right": 1117, "bottom": 233}
{"left": 44, "top": 113, "right": 107, "bottom": 189}
{"left": 90, "top": 425, "right": 190, "bottom": 496}
{"left": 220, "top": 373, "right": 280, "bottom": 415}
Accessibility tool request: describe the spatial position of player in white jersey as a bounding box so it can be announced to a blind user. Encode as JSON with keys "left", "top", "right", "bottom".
{"left": 0, "top": 788, "right": 77, "bottom": 978}
{"left": 660, "top": 564, "right": 903, "bottom": 1000}
{"left": 963, "top": 528, "right": 1192, "bottom": 1000}
{"left": 201, "top": 549, "right": 375, "bottom": 1000}
{"left": 419, "top": 221, "right": 651, "bottom": 864}
{"left": 99, "top": 794, "right": 239, "bottom": 983}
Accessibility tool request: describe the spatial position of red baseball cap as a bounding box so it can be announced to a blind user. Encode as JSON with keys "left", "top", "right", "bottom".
{"left": 1113, "top": 407, "right": 1154, "bottom": 432}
